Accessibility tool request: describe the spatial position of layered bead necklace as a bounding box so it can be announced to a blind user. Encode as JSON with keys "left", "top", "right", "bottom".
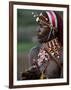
{"left": 37, "top": 38, "right": 63, "bottom": 79}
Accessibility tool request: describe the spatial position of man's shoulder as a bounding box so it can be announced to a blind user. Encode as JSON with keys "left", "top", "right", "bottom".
{"left": 30, "top": 44, "right": 41, "bottom": 53}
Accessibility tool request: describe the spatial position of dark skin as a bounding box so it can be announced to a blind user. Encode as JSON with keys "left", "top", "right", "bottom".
{"left": 37, "top": 19, "right": 62, "bottom": 57}
{"left": 37, "top": 19, "right": 50, "bottom": 37}
{"left": 36, "top": 19, "right": 57, "bottom": 43}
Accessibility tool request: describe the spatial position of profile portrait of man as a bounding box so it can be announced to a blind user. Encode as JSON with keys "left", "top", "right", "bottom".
{"left": 22, "top": 11, "right": 63, "bottom": 80}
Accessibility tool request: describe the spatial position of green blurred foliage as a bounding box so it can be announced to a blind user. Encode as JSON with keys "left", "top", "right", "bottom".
{"left": 17, "top": 9, "right": 38, "bottom": 26}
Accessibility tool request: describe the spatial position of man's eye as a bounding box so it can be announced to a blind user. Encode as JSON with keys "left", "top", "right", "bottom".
{"left": 39, "top": 24, "right": 43, "bottom": 28}
{"left": 39, "top": 24, "right": 48, "bottom": 28}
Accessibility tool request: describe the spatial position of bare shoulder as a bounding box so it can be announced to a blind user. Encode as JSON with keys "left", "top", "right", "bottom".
{"left": 29, "top": 44, "right": 41, "bottom": 54}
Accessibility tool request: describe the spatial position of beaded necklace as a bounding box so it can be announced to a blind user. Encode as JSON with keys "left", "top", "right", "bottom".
{"left": 37, "top": 38, "right": 63, "bottom": 79}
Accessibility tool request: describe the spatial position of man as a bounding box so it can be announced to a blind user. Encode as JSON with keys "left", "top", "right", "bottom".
{"left": 22, "top": 11, "right": 63, "bottom": 80}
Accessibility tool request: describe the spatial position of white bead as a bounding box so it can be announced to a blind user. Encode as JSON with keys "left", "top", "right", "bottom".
{"left": 57, "top": 56, "right": 60, "bottom": 58}
{"left": 51, "top": 52, "right": 54, "bottom": 55}
{"left": 36, "top": 17, "right": 39, "bottom": 22}
{"left": 45, "top": 58, "right": 48, "bottom": 61}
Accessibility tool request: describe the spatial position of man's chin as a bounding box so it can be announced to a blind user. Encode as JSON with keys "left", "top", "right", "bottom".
{"left": 37, "top": 35, "right": 55, "bottom": 43}
{"left": 37, "top": 37, "right": 47, "bottom": 43}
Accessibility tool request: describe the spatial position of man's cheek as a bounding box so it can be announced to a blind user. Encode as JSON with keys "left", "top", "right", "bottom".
{"left": 42, "top": 28, "right": 49, "bottom": 35}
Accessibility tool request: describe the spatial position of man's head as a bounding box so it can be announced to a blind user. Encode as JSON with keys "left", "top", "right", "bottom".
{"left": 35, "top": 11, "right": 63, "bottom": 45}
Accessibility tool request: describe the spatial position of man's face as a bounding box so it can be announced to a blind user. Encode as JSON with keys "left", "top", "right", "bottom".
{"left": 37, "top": 19, "right": 50, "bottom": 43}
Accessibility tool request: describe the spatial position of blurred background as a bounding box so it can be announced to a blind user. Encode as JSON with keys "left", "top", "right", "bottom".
{"left": 17, "top": 9, "right": 40, "bottom": 80}
{"left": 17, "top": 9, "right": 63, "bottom": 80}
